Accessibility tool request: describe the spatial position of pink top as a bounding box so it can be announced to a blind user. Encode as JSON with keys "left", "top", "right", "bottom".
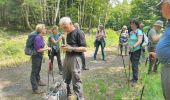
{"left": 96, "top": 30, "right": 106, "bottom": 38}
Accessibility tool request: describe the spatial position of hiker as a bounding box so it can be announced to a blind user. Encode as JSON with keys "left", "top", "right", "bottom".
{"left": 150, "top": 0, "right": 170, "bottom": 99}
{"left": 48, "top": 25, "right": 65, "bottom": 75}
{"left": 94, "top": 25, "right": 106, "bottom": 61}
{"left": 119, "top": 25, "right": 128, "bottom": 56}
{"left": 60, "top": 17, "right": 86, "bottom": 100}
{"left": 74, "top": 23, "right": 89, "bottom": 70}
{"left": 128, "top": 19, "right": 143, "bottom": 86}
{"left": 31, "top": 24, "right": 51, "bottom": 94}
{"left": 147, "top": 20, "right": 163, "bottom": 74}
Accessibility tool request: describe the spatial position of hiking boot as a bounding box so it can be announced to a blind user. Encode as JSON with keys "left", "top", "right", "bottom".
{"left": 131, "top": 80, "right": 137, "bottom": 87}
{"left": 59, "top": 71, "right": 63, "bottom": 75}
{"left": 82, "top": 67, "right": 89, "bottom": 70}
{"left": 32, "top": 90, "right": 44, "bottom": 94}
{"left": 38, "top": 80, "right": 46, "bottom": 86}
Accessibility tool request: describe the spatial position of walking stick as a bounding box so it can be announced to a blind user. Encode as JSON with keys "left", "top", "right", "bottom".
{"left": 140, "top": 57, "right": 160, "bottom": 100}
{"left": 128, "top": 51, "right": 131, "bottom": 87}
{"left": 121, "top": 54, "right": 129, "bottom": 84}
{"left": 47, "top": 50, "right": 54, "bottom": 91}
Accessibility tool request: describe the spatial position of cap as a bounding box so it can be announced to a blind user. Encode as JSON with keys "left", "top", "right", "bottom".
{"left": 153, "top": 20, "right": 164, "bottom": 28}
{"left": 156, "top": 0, "right": 170, "bottom": 6}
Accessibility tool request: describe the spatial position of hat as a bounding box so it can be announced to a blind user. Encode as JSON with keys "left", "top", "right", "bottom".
{"left": 122, "top": 25, "right": 127, "bottom": 30}
{"left": 153, "top": 20, "right": 164, "bottom": 27}
{"left": 156, "top": 0, "right": 170, "bottom": 6}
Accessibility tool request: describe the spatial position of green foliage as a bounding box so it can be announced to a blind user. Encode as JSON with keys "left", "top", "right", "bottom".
{"left": 107, "top": 0, "right": 163, "bottom": 30}
{"left": 0, "top": 29, "right": 29, "bottom": 68}
{"left": 0, "top": 0, "right": 112, "bottom": 29}
{"left": 130, "top": 0, "right": 161, "bottom": 25}
{"left": 86, "top": 28, "right": 119, "bottom": 48}
{"left": 106, "top": 2, "right": 131, "bottom": 30}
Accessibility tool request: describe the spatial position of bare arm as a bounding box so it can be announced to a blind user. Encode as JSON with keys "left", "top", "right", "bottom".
{"left": 37, "top": 47, "right": 51, "bottom": 52}
{"left": 50, "top": 37, "right": 62, "bottom": 44}
{"left": 72, "top": 47, "right": 87, "bottom": 52}
{"left": 133, "top": 35, "right": 143, "bottom": 48}
{"left": 151, "top": 34, "right": 161, "bottom": 42}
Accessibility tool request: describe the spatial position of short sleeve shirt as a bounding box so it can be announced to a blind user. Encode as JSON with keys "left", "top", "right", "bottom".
{"left": 128, "top": 29, "right": 143, "bottom": 52}
{"left": 66, "top": 29, "right": 86, "bottom": 55}
{"left": 148, "top": 28, "right": 160, "bottom": 48}
{"left": 156, "top": 23, "right": 170, "bottom": 64}
{"left": 49, "top": 33, "right": 62, "bottom": 51}
{"left": 34, "top": 35, "right": 45, "bottom": 51}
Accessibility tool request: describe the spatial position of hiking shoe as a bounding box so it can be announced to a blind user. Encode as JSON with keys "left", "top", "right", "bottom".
{"left": 38, "top": 80, "right": 46, "bottom": 86}
{"left": 32, "top": 90, "right": 44, "bottom": 94}
{"left": 131, "top": 80, "right": 137, "bottom": 87}
{"left": 59, "top": 71, "right": 63, "bottom": 75}
{"left": 82, "top": 68, "right": 89, "bottom": 70}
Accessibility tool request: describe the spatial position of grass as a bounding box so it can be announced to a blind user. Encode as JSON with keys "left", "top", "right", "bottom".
{"left": 86, "top": 29, "right": 119, "bottom": 49}
{"left": 0, "top": 28, "right": 119, "bottom": 68}
{"left": 83, "top": 57, "right": 164, "bottom": 100}
{"left": 0, "top": 28, "right": 30, "bottom": 68}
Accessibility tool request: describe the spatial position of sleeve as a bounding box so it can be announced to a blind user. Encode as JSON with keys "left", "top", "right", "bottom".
{"left": 35, "top": 36, "right": 43, "bottom": 51}
{"left": 137, "top": 29, "right": 143, "bottom": 36}
{"left": 77, "top": 30, "right": 87, "bottom": 47}
{"left": 149, "top": 29, "right": 156, "bottom": 36}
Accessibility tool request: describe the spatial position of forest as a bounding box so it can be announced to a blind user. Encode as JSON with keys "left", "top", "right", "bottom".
{"left": 0, "top": 0, "right": 162, "bottom": 31}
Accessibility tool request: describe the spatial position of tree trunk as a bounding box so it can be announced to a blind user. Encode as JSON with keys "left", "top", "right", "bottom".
{"left": 98, "top": 2, "right": 102, "bottom": 26}
{"left": 40, "top": 0, "right": 44, "bottom": 23}
{"left": 43, "top": 0, "right": 47, "bottom": 24}
{"left": 88, "top": 0, "right": 94, "bottom": 34}
{"left": 65, "top": 0, "right": 67, "bottom": 16}
{"left": 104, "top": 0, "right": 109, "bottom": 29}
{"left": 25, "top": 6, "right": 33, "bottom": 31}
{"left": 81, "top": 0, "right": 85, "bottom": 28}
{"left": 53, "top": 0, "right": 61, "bottom": 25}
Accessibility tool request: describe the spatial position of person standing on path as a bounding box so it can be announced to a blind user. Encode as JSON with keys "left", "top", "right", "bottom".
{"left": 128, "top": 19, "right": 143, "bottom": 86}
{"left": 74, "top": 23, "right": 89, "bottom": 70}
{"left": 94, "top": 25, "right": 106, "bottom": 61}
{"left": 147, "top": 20, "right": 163, "bottom": 74}
{"left": 60, "top": 17, "right": 86, "bottom": 100}
{"left": 150, "top": 0, "right": 170, "bottom": 99}
{"left": 31, "top": 24, "right": 51, "bottom": 94}
{"left": 48, "top": 25, "right": 65, "bottom": 75}
{"left": 119, "top": 25, "right": 128, "bottom": 56}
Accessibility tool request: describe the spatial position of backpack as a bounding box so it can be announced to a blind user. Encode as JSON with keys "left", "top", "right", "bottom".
{"left": 119, "top": 32, "right": 128, "bottom": 44}
{"left": 24, "top": 31, "right": 38, "bottom": 56}
{"left": 142, "top": 33, "right": 148, "bottom": 47}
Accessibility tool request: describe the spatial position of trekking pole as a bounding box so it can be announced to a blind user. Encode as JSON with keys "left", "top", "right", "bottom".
{"left": 47, "top": 50, "right": 54, "bottom": 91}
{"left": 145, "top": 57, "right": 149, "bottom": 67}
{"left": 140, "top": 85, "right": 145, "bottom": 100}
{"left": 128, "top": 51, "right": 131, "bottom": 87}
{"left": 121, "top": 54, "right": 129, "bottom": 85}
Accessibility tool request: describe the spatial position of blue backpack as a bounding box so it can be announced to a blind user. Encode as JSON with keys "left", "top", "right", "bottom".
{"left": 119, "top": 32, "right": 128, "bottom": 44}
{"left": 24, "top": 32, "right": 38, "bottom": 56}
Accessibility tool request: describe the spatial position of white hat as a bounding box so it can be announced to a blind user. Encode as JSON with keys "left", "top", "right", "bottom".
{"left": 153, "top": 20, "right": 164, "bottom": 28}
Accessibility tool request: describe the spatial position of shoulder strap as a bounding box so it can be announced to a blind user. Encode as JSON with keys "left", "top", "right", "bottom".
{"left": 146, "top": 28, "right": 151, "bottom": 37}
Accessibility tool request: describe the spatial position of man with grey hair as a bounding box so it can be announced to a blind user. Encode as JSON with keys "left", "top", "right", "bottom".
{"left": 147, "top": 20, "right": 163, "bottom": 74}
{"left": 74, "top": 23, "right": 89, "bottom": 70}
{"left": 60, "top": 17, "right": 86, "bottom": 100}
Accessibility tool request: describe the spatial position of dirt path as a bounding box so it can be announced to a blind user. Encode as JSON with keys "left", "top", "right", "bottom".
{"left": 0, "top": 47, "right": 129, "bottom": 100}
